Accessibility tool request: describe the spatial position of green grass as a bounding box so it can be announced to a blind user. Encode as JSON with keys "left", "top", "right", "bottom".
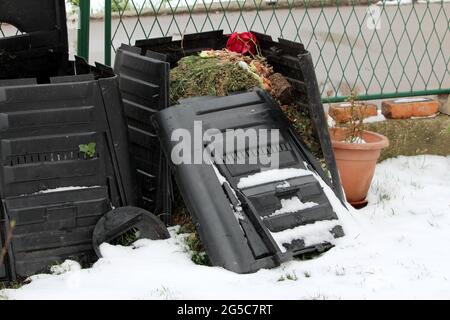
{"left": 365, "top": 114, "right": 450, "bottom": 162}
{"left": 110, "top": 228, "right": 141, "bottom": 247}
{"left": 170, "top": 55, "right": 261, "bottom": 105}
{"left": 295, "top": 250, "right": 324, "bottom": 261}
{"left": 0, "top": 280, "right": 23, "bottom": 295}
{"left": 184, "top": 233, "right": 210, "bottom": 266}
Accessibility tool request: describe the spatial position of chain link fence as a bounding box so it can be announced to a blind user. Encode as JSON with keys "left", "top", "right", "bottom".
{"left": 106, "top": 0, "right": 450, "bottom": 101}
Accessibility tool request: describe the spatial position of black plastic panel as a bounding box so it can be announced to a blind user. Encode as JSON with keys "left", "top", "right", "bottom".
{"left": 0, "top": 62, "right": 137, "bottom": 280}
{"left": 154, "top": 90, "right": 344, "bottom": 273}
{"left": 114, "top": 44, "right": 171, "bottom": 223}
{"left": 5, "top": 187, "right": 111, "bottom": 276}
{"left": 0, "top": 1, "right": 138, "bottom": 282}
{"left": 135, "top": 30, "right": 226, "bottom": 67}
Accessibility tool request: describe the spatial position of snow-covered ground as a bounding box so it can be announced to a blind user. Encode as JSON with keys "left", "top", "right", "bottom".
{"left": 2, "top": 155, "right": 450, "bottom": 300}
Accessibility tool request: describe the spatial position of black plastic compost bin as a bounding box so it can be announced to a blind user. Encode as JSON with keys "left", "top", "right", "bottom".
{"left": 0, "top": 0, "right": 145, "bottom": 282}
{"left": 0, "top": 58, "right": 141, "bottom": 281}
{"left": 134, "top": 30, "right": 343, "bottom": 202}
{"left": 118, "top": 30, "right": 344, "bottom": 225}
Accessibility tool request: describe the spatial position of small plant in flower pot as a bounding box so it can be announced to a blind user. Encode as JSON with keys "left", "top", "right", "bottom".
{"left": 328, "top": 90, "right": 389, "bottom": 209}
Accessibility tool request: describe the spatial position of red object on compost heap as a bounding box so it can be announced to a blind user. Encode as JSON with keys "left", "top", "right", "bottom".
{"left": 226, "top": 32, "right": 257, "bottom": 55}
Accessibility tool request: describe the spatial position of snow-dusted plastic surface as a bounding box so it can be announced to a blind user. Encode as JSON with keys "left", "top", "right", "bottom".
{"left": 271, "top": 220, "right": 339, "bottom": 251}
{"left": 3, "top": 155, "right": 450, "bottom": 299}
{"left": 237, "top": 168, "right": 312, "bottom": 189}
{"left": 268, "top": 197, "right": 318, "bottom": 218}
{"left": 34, "top": 186, "right": 100, "bottom": 194}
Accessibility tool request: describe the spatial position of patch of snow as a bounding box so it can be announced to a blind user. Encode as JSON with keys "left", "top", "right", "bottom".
{"left": 394, "top": 97, "right": 430, "bottom": 103}
{"left": 268, "top": 197, "right": 318, "bottom": 218}
{"left": 276, "top": 181, "right": 291, "bottom": 188}
{"left": 411, "top": 113, "right": 438, "bottom": 119}
{"left": 2, "top": 155, "right": 450, "bottom": 299}
{"left": 211, "top": 162, "right": 244, "bottom": 221}
{"left": 363, "top": 110, "right": 386, "bottom": 124}
{"left": 271, "top": 220, "right": 340, "bottom": 252}
{"left": 50, "top": 260, "right": 82, "bottom": 276}
{"left": 35, "top": 186, "right": 100, "bottom": 194}
{"left": 211, "top": 163, "right": 228, "bottom": 186}
{"left": 327, "top": 114, "right": 336, "bottom": 128}
{"left": 237, "top": 168, "right": 312, "bottom": 189}
{"left": 353, "top": 137, "right": 366, "bottom": 144}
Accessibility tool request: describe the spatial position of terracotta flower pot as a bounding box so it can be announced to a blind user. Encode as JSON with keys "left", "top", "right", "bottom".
{"left": 329, "top": 127, "right": 389, "bottom": 208}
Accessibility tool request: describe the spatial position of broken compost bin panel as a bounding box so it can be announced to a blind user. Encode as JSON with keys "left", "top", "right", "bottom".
{"left": 0, "top": 0, "right": 168, "bottom": 283}
{"left": 114, "top": 45, "right": 172, "bottom": 224}
{"left": 154, "top": 90, "right": 344, "bottom": 274}
{"left": 0, "top": 61, "right": 138, "bottom": 280}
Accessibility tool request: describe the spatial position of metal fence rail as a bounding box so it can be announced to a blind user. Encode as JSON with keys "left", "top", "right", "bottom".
{"left": 1, "top": 0, "right": 449, "bottom": 102}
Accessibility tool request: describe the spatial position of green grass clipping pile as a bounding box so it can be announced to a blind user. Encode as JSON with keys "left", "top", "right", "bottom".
{"left": 170, "top": 54, "right": 262, "bottom": 104}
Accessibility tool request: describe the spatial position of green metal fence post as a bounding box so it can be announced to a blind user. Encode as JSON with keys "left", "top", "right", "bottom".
{"left": 77, "top": 0, "right": 91, "bottom": 61}
{"left": 104, "top": 0, "right": 112, "bottom": 65}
